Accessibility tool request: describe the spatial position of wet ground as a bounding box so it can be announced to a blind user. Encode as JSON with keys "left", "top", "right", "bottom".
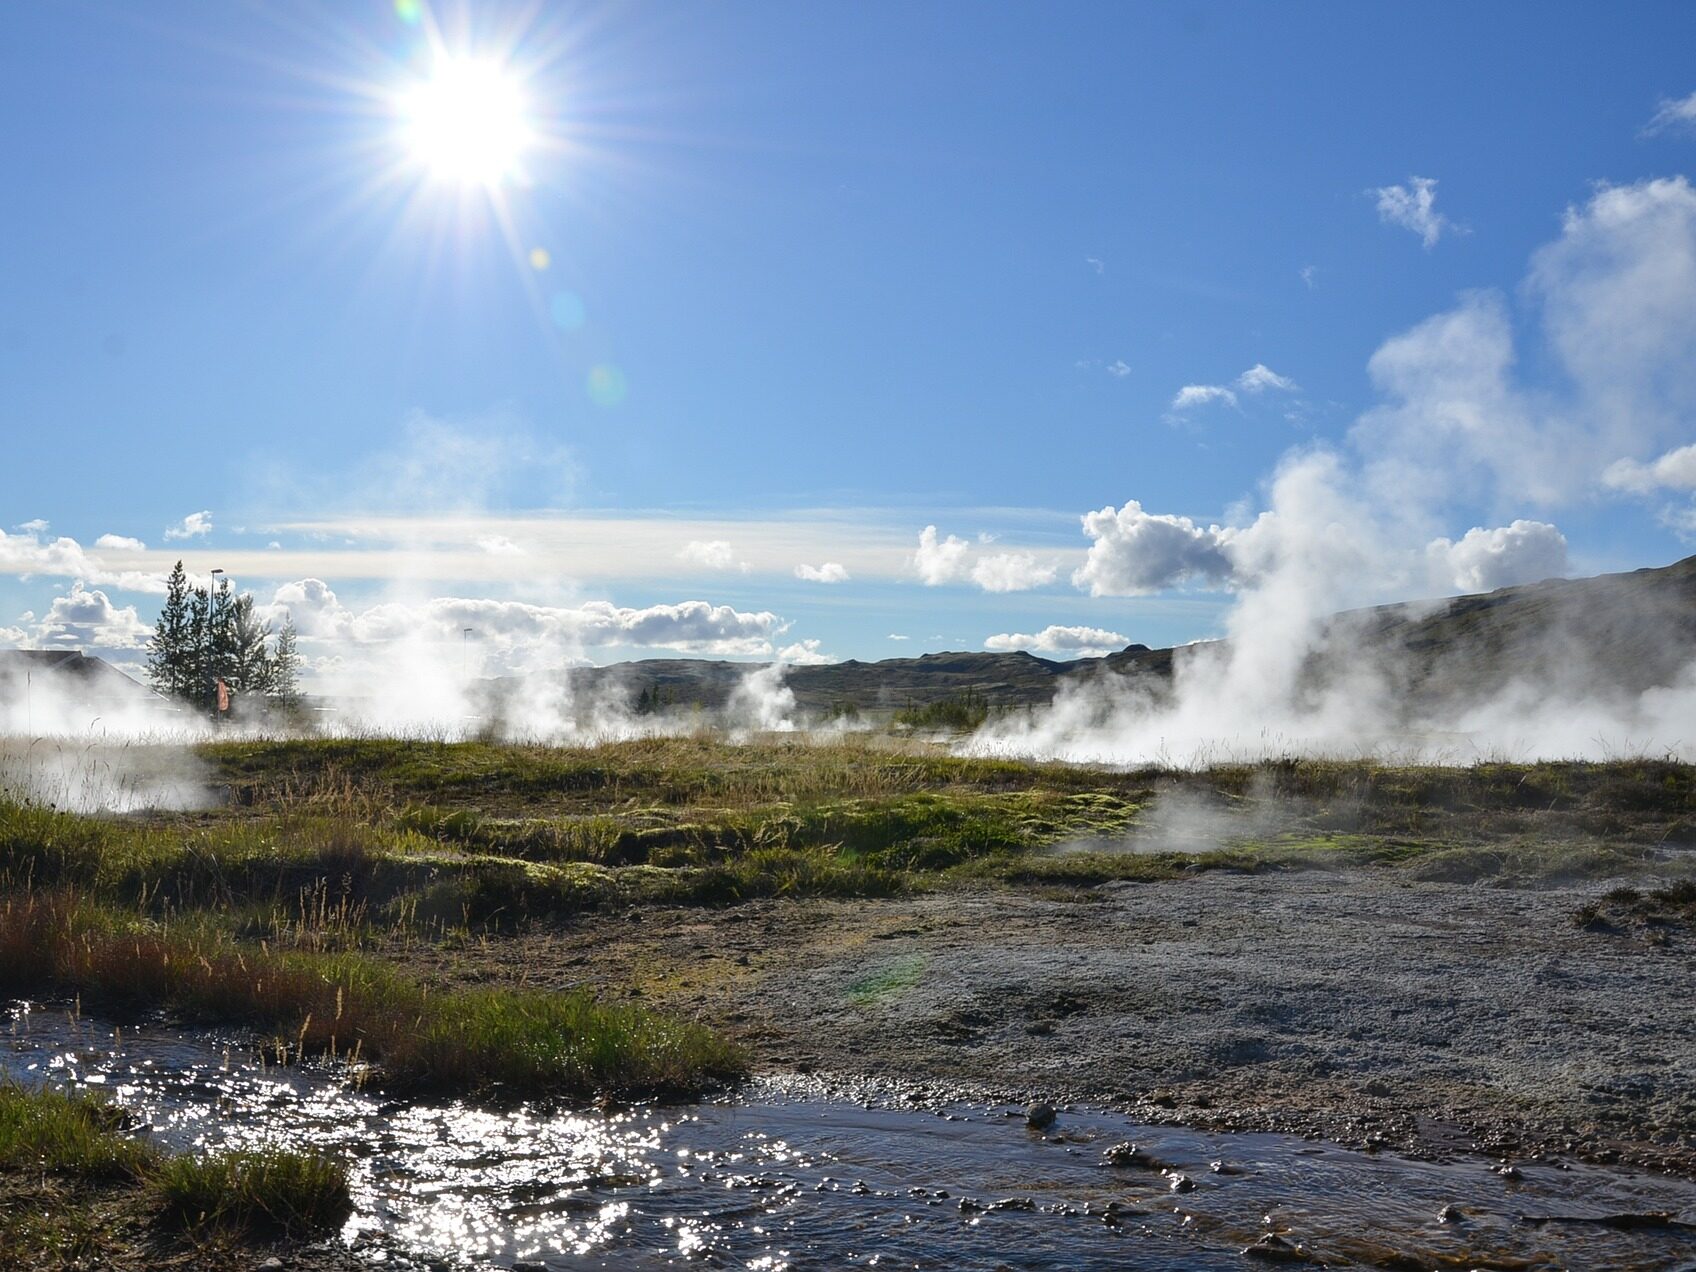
{"left": 7, "top": 1002, "right": 1696, "bottom": 1271}
{"left": 396, "top": 864, "right": 1696, "bottom": 1179}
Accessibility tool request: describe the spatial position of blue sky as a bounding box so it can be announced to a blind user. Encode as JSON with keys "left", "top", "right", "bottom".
{"left": 4, "top": 1, "right": 1696, "bottom": 677}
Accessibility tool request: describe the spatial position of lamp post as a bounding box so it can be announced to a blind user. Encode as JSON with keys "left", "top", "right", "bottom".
{"left": 207, "top": 568, "right": 225, "bottom": 720}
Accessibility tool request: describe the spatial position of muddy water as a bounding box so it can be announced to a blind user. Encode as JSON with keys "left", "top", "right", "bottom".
{"left": 5, "top": 1002, "right": 1696, "bottom": 1271}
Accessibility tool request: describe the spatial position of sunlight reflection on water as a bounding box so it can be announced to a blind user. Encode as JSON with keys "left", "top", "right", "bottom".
{"left": 6, "top": 1001, "right": 1696, "bottom": 1271}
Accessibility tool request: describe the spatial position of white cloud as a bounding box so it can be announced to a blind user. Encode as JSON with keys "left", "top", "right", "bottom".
{"left": 1300, "top": 264, "right": 1318, "bottom": 289}
{"left": 777, "top": 638, "right": 834, "bottom": 665}
{"left": 794, "top": 562, "right": 850, "bottom": 583}
{"left": 1644, "top": 90, "right": 1696, "bottom": 137}
{"left": 984, "top": 624, "right": 1130, "bottom": 658}
{"left": 15, "top": 519, "right": 49, "bottom": 534}
{"left": 1106, "top": 359, "right": 1131, "bottom": 378}
{"left": 265, "top": 580, "right": 787, "bottom": 663}
{"left": 913, "top": 525, "right": 971, "bottom": 585}
{"left": 1604, "top": 443, "right": 1696, "bottom": 494}
{"left": 477, "top": 535, "right": 524, "bottom": 556}
{"left": 0, "top": 527, "right": 163, "bottom": 594}
{"left": 1235, "top": 363, "right": 1298, "bottom": 394}
{"left": 969, "top": 552, "right": 1057, "bottom": 593}
{"left": 1071, "top": 501, "right": 1236, "bottom": 596}
{"left": 1426, "top": 520, "right": 1569, "bottom": 593}
{"left": 887, "top": 633, "right": 909, "bottom": 641}
{"left": 1170, "top": 383, "right": 1238, "bottom": 411}
{"left": 678, "top": 539, "right": 748, "bottom": 572}
{"left": 93, "top": 534, "right": 146, "bottom": 552}
{"left": 163, "top": 511, "right": 213, "bottom": 541}
{"left": 1086, "top": 257, "right": 1105, "bottom": 275}
{"left": 1372, "top": 176, "right": 1460, "bottom": 249}
{"left": 913, "top": 527, "right": 1057, "bottom": 592}
{"left": 31, "top": 585, "right": 151, "bottom": 651}
{"left": 1169, "top": 365, "right": 1298, "bottom": 418}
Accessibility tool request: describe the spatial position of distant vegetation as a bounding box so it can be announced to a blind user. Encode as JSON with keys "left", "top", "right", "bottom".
{"left": 894, "top": 688, "right": 992, "bottom": 732}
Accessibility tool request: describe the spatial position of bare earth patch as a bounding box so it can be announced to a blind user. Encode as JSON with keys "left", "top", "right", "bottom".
{"left": 396, "top": 865, "right": 1696, "bottom": 1178}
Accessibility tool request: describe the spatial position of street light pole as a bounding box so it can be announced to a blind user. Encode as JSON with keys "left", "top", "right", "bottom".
{"left": 207, "top": 568, "right": 225, "bottom": 721}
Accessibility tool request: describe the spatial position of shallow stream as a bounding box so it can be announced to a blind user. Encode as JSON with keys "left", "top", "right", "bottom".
{"left": 5, "top": 1000, "right": 1695, "bottom": 1270}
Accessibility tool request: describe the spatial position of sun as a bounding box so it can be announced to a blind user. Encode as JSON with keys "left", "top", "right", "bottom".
{"left": 398, "top": 55, "right": 533, "bottom": 187}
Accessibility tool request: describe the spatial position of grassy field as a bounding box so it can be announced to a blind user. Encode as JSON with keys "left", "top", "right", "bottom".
{"left": 3, "top": 734, "right": 1695, "bottom": 1264}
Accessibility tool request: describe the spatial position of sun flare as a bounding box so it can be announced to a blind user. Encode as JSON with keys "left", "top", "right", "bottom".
{"left": 398, "top": 56, "right": 532, "bottom": 187}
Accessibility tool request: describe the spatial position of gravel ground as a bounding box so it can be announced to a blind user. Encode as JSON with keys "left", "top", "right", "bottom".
{"left": 406, "top": 864, "right": 1696, "bottom": 1178}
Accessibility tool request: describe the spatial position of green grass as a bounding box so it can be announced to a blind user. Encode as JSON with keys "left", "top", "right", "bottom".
{"left": 0, "top": 1082, "right": 155, "bottom": 1179}
{"left": 154, "top": 1148, "right": 351, "bottom": 1238}
{"left": 0, "top": 893, "right": 745, "bottom": 1098}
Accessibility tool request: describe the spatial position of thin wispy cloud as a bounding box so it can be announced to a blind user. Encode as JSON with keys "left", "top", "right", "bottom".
{"left": 1372, "top": 176, "right": 1463, "bottom": 249}
{"left": 1168, "top": 364, "right": 1298, "bottom": 416}
{"left": 1170, "top": 384, "right": 1238, "bottom": 411}
{"left": 1643, "top": 90, "right": 1696, "bottom": 137}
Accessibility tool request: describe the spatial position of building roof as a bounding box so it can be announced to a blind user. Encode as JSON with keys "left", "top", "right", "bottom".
{"left": 0, "top": 650, "right": 163, "bottom": 704}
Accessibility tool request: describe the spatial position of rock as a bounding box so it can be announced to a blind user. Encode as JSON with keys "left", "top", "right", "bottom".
{"left": 1025, "top": 1101, "right": 1056, "bottom": 1130}
{"left": 1242, "top": 1233, "right": 1316, "bottom": 1263}
{"left": 1210, "top": 1159, "right": 1243, "bottom": 1175}
{"left": 1167, "top": 1172, "right": 1197, "bottom": 1193}
{"left": 513, "top": 1264, "right": 548, "bottom": 1272}
{"left": 258, "top": 1261, "right": 284, "bottom": 1272}
{"left": 1438, "top": 1202, "right": 1464, "bottom": 1223}
{"left": 1102, "top": 1141, "right": 1141, "bottom": 1167}
{"left": 1492, "top": 1162, "right": 1523, "bottom": 1179}
{"left": 987, "top": 1196, "right": 1036, "bottom": 1211}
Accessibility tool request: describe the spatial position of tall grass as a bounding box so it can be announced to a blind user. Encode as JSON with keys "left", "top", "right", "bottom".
{"left": 155, "top": 1148, "right": 351, "bottom": 1237}
{"left": 0, "top": 1081, "right": 155, "bottom": 1177}
{"left": 0, "top": 892, "right": 744, "bottom": 1097}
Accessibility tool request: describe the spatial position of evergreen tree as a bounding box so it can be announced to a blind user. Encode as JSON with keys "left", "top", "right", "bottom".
{"left": 145, "top": 561, "right": 192, "bottom": 701}
{"left": 146, "top": 567, "right": 303, "bottom": 718}
{"left": 268, "top": 617, "right": 302, "bottom": 710}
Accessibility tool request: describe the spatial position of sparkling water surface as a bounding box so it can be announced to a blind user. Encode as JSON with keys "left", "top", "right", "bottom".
{"left": 6, "top": 1001, "right": 1695, "bottom": 1271}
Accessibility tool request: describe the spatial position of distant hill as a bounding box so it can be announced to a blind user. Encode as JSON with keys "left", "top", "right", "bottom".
{"left": 561, "top": 554, "right": 1696, "bottom": 718}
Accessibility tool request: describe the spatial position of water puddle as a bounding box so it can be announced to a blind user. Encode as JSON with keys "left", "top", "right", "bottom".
{"left": 5, "top": 1000, "right": 1696, "bottom": 1270}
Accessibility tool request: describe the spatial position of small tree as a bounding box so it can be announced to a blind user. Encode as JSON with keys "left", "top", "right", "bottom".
{"left": 268, "top": 617, "right": 302, "bottom": 711}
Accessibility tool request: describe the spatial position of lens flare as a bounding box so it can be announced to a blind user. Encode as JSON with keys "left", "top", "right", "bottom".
{"left": 398, "top": 56, "right": 532, "bottom": 187}
{"left": 587, "top": 364, "right": 626, "bottom": 406}
{"left": 528, "top": 246, "right": 551, "bottom": 271}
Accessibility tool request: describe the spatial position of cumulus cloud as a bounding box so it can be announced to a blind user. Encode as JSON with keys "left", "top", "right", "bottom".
{"left": 794, "top": 562, "right": 850, "bottom": 583}
{"left": 969, "top": 552, "right": 1057, "bottom": 592}
{"left": 163, "top": 511, "right": 213, "bottom": 541}
{"left": 1372, "top": 176, "right": 1460, "bottom": 249}
{"left": 0, "top": 526, "right": 163, "bottom": 594}
{"left": 1071, "top": 501, "right": 1236, "bottom": 597}
{"left": 1170, "top": 384, "right": 1238, "bottom": 412}
{"left": 31, "top": 585, "right": 151, "bottom": 650}
{"left": 1644, "top": 90, "right": 1696, "bottom": 137}
{"left": 1426, "top": 520, "right": 1569, "bottom": 593}
{"left": 777, "top": 638, "right": 834, "bottom": 665}
{"left": 984, "top": 625, "right": 1130, "bottom": 657}
{"left": 913, "top": 528, "right": 1056, "bottom": 592}
{"left": 93, "top": 534, "right": 146, "bottom": 552}
{"left": 913, "top": 525, "right": 971, "bottom": 585}
{"left": 678, "top": 539, "right": 748, "bottom": 572}
{"left": 1106, "top": 359, "right": 1131, "bottom": 377}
